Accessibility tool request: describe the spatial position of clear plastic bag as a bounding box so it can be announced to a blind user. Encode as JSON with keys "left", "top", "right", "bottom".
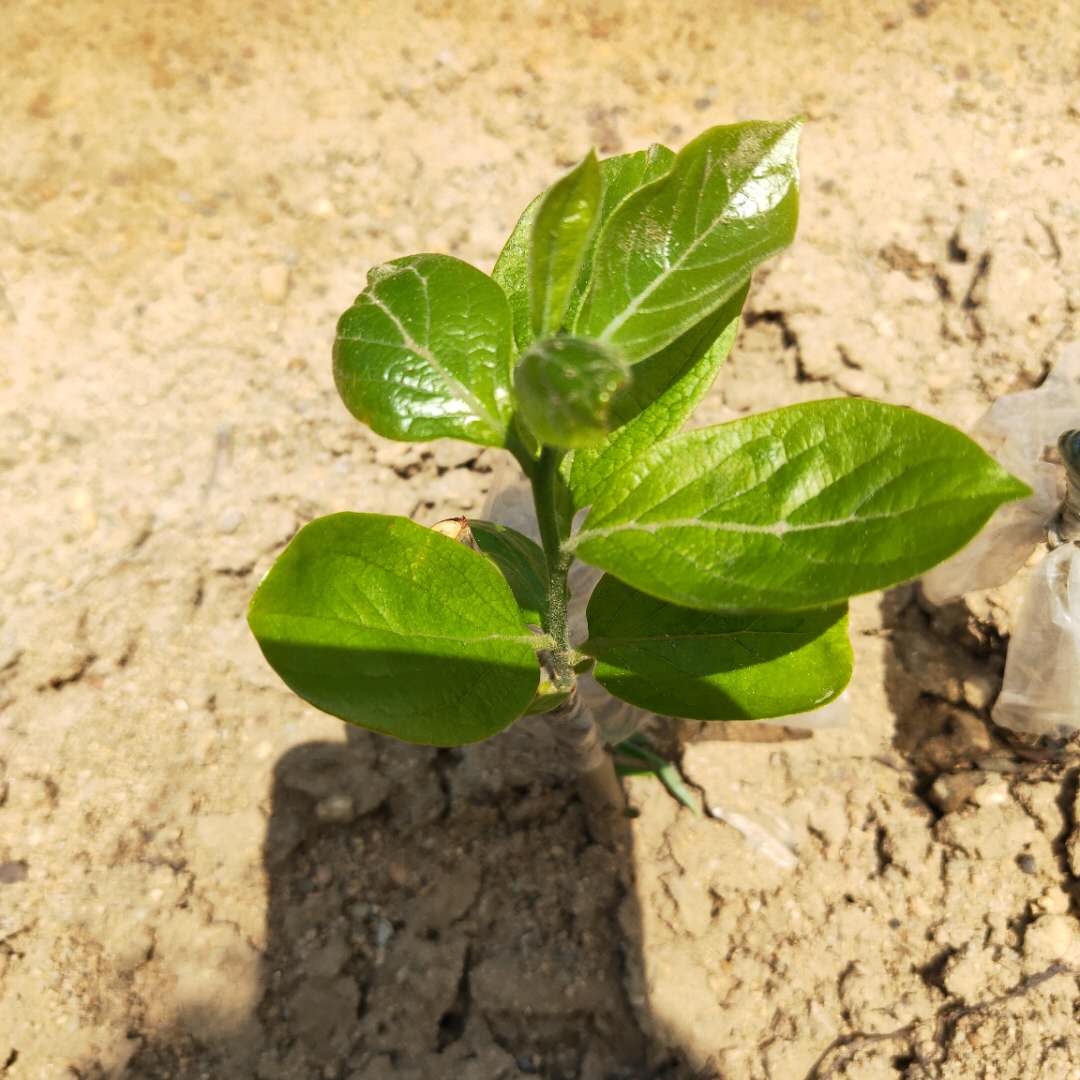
{"left": 921, "top": 344, "right": 1080, "bottom": 604}
{"left": 920, "top": 343, "right": 1080, "bottom": 736}
{"left": 992, "top": 542, "right": 1080, "bottom": 737}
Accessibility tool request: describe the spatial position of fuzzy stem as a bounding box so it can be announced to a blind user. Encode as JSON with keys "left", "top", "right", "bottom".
{"left": 532, "top": 447, "right": 575, "bottom": 689}
{"left": 528, "top": 448, "right": 625, "bottom": 844}
{"left": 529, "top": 447, "right": 630, "bottom": 842}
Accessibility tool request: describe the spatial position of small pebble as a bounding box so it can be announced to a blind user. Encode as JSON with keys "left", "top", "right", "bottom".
{"left": 216, "top": 509, "right": 243, "bottom": 534}
{"left": 0, "top": 861, "right": 28, "bottom": 884}
{"left": 928, "top": 771, "right": 984, "bottom": 814}
{"left": 373, "top": 917, "right": 394, "bottom": 948}
{"left": 962, "top": 673, "right": 998, "bottom": 711}
{"left": 1033, "top": 889, "right": 1070, "bottom": 915}
{"left": 1024, "top": 914, "right": 1080, "bottom": 968}
{"left": 258, "top": 263, "right": 290, "bottom": 304}
{"left": 315, "top": 794, "right": 356, "bottom": 825}
{"left": 971, "top": 776, "right": 1010, "bottom": 808}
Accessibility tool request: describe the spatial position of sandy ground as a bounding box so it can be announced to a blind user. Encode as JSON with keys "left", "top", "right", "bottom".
{"left": 2, "top": 1, "right": 1080, "bottom": 1077}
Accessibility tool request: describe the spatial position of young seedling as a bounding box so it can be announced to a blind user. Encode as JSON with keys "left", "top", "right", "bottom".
{"left": 248, "top": 121, "right": 1029, "bottom": 827}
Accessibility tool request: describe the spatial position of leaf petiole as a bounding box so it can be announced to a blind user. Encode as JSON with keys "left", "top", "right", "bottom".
{"left": 613, "top": 734, "right": 700, "bottom": 813}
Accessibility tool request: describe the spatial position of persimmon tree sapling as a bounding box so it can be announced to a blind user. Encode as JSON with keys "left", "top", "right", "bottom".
{"left": 248, "top": 121, "right": 1028, "bottom": 826}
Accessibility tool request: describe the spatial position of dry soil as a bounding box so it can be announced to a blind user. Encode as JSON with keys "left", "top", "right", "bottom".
{"left": 2, "top": 1, "right": 1079, "bottom": 1078}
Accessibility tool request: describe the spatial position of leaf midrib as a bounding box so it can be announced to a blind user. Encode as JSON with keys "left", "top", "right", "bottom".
{"left": 591, "top": 142, "right": 786, "bottom": 344}
{"left": 565, "top": 510, "right": 887, "bottom": 551}
{"left": 585, "top": 627, "right": 828, "bottom": 647}
{"left": 565, "top": 493, "right": 1004, "bottom": 554}
{"left": 257, "top": 608, "right": 546, "bottom": 650}
{"left": 358, "top": 270, "right": 503, "bottom": 436}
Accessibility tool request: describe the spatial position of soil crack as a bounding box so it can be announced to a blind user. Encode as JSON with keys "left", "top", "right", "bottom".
{"left": 805, "top": 962, "right": 1079, "bottom": 1078}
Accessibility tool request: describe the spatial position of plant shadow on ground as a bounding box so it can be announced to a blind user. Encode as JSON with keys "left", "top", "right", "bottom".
{"left": 109, "top": 718, "right": 702, "bottom": 1080}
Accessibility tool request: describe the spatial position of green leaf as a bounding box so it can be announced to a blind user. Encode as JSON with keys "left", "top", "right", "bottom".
{"left": 567, "top": 280, "right": 748, "bottom": 509}
{"left": 585, "top": 575, "right": 852, "bottom": 720}
{"left": 469, "top": 519, "right": 549, "bottom": 625}
{"left": 514, "top": 336, "right": 630, "bottom": 450}
{"left": 566, "top": 399, "right": 1032, "bottom": 611}
{"left": 248, "top": 513, "right": 539, "bottom": 746}
{"left": 564, "top": 144, "right": 675, "bottom": 326}
{"left": 613, "top": 734, "right": 700, "bottom": 812}
{"left": 492, "top": 191, "right": 542, "bottom": 353}
{"left": 333, "top": 254, "right": 514, "bottom": 447}
{"left": 529, "top": 151, "right": 602, "bottom": 337}
{"left": 575, "top": 120, "right": 802, "bottom": 363}
{"left": 493, "top": 145, "right": 675, "bottom": 351}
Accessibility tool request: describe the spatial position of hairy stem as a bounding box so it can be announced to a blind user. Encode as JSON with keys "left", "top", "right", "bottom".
{"left": 530, "top": 447, "right": 625, "bottom": 844}
{"left": 532, "top": 447, "right": 574, "bottom": 689}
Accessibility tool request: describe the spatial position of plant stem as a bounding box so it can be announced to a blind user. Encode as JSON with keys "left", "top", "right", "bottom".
{"left": 530, "top": 447, "right": 626, "bottom": 845}
{"left": 532, "top": 447, "right": 574, "bottom": 689}
{"left": 548, "top": 690, "right": 627, "bottom": 850}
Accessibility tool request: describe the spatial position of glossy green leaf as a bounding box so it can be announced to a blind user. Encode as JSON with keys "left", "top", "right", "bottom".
{"left": 248, "top": 513, "right": 539, "bottom": 746}
{"left": 564, "top": 144, "right": 675, "bottom": 326}
{"left": 585, "top": 575, "right": 852, "bottom": 720}
{"left": 469, "top": 519, "right": 549, "bottom": 625}
{"left": 514, "top": 336, "right": 630, "bottom": 450}
{"left": 493, "top": 145, "right": 675, "bottom": 351}
{"left": 566, "top": 281, "right": 748, "bottom": 509}
{"left": 492, "top": 191, "right": 542, "bottom": 352}
{"left": 575, "top": 120, "right": 802, "bottom": 363}
{"left": 566, "top": 399, "right": 1032, "bottom": 611}
{"left": 333, "top": 254, "right": 514, "bottom": 447}
{"left": 529, "top": 151, "right": 602, "bottom": 337}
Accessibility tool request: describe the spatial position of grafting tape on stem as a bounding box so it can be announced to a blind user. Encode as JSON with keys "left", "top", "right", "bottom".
{"left": 547, "top": 690, "right": 610, "bottom": 777}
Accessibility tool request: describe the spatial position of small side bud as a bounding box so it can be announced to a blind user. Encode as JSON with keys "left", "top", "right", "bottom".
{"left": 431, "top": 516, "right": 480, "bottom": 551}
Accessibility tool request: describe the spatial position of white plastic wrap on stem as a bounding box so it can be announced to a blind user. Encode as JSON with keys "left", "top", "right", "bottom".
{"left": 482, "top": 450, "right": 849, "bottom": 737}
{"left": 921, "top": 343, "right": 1080, "bottom": 604}
{"left": 992, "top": 543, "right": 1080, "bottom": 737}
{"left": 920, "top": 342, "right": 1080, "bottom": 737}
{"left": 547, "top": 690, "right": 627, "bottom": 847}
{"left": 545, "top": 689, "right": 611, "bottom": 777}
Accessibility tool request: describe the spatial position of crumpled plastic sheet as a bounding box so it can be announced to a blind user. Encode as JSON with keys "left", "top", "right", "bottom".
{"left": 482, "top": 457, "right": 848, "bottom": 741}
{"left": 992, "top": 542, "right": 1080, "bottom": 737}
{"left": 921, "top": 342, "right": 1080, "bottom": 736}
{"left": 921, "top": 343, "right": 1080, "bottom": 605}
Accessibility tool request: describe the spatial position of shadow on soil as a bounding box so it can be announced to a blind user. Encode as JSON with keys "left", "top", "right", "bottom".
{"left": 107, "top": 719, "right": 699, "bottom": 1080}
{"left": 77, "top": 585, "right": 1019, "bottom": 1080}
